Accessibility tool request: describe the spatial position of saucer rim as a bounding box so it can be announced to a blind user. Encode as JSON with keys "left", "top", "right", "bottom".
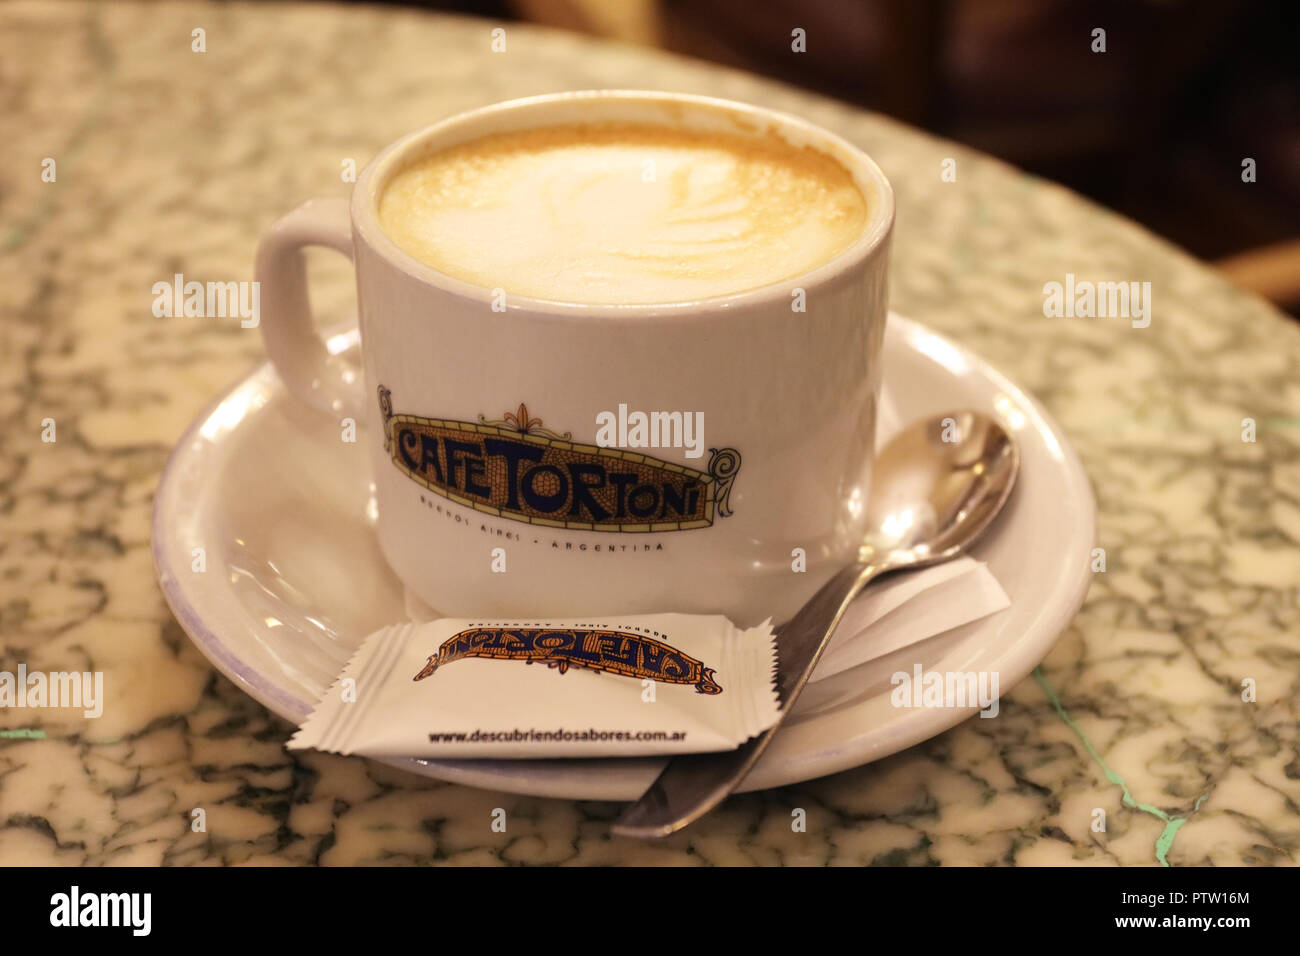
{"left": 152, "top": 313, "right": 1095, "bottom": 799}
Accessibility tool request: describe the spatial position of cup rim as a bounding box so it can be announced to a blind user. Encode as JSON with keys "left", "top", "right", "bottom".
{"left": 351, "top": 89, "right": 895, "bottom": 319}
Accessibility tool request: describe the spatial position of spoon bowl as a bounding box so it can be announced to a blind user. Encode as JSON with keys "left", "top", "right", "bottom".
{"left": 863, "top": 410, "right": 1019, "bottom": 567}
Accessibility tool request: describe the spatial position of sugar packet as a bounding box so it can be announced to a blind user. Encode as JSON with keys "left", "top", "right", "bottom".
{"left": 290, "top": 614, "right": 781, "bottom": 758}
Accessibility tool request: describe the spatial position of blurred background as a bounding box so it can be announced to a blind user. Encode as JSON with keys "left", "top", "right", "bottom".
{"left": 322, "top": 0, "right": 1300, "bottom": 315}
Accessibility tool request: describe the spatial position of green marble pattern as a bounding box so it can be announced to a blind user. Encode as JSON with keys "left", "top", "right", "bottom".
{"left": 1, "top": 0, "right": 1297, "bottom": 865}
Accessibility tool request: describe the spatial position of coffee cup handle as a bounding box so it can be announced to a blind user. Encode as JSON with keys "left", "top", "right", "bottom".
{"left": 253, "top": 197, "right": 363, "bottom": 421}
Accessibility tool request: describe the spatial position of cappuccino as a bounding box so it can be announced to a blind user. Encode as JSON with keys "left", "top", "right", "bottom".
{"left": 377, "top": 122, "right": 868, "bottom": 304}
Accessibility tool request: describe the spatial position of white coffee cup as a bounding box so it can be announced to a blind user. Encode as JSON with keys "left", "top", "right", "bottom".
{"left": 254, "top": 90, "right": 894, "bottom": 626}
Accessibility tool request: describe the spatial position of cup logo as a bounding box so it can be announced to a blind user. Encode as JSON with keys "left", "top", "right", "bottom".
{"left": 413, "top": 626, "right": 723, "bottom": 694}
{"left": 379, "top": 386, "right": 741, "bottom": 531}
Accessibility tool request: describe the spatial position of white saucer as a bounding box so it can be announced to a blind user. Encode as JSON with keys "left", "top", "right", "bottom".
{"left": 153, "top": 314, "right": 1094, "bottom": 800}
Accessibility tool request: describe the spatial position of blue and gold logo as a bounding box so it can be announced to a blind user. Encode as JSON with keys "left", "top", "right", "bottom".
{"left": 413, "top": 626, "right": 723, "bottom": 694}
{"left": 379, "top": 387, "right": 740, "bottom": 532}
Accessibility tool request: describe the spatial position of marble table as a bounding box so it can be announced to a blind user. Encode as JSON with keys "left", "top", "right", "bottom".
{"left": 1, "top": 0, "right": 1296, "bottom": 866}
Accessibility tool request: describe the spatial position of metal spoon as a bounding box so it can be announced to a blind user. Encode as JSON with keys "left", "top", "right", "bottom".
{"left": 612, "top": 410, "right": 1020, "bottom": 838}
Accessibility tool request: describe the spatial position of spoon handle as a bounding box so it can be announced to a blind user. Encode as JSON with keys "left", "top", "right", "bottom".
{"left": 612, "top": 561, "right": 885, "bottom": 838}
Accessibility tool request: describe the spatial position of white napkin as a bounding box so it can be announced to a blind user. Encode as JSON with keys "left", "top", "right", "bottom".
{"left": 402, "top": 383, "right": 1010, "bottom": 684}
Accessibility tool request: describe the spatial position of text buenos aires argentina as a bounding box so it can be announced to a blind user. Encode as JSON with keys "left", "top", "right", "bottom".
{"left": 393, "top": 425, "right": 708, "bottom": 526}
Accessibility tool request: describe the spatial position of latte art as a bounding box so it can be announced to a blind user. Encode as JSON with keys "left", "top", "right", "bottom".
{"left": 378, "top": 123, "right": 869, "bottom": 304}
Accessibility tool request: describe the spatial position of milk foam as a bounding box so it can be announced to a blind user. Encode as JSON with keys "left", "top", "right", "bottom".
{"left": 378, "top": 123, "right": 869, "bottom": 305}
